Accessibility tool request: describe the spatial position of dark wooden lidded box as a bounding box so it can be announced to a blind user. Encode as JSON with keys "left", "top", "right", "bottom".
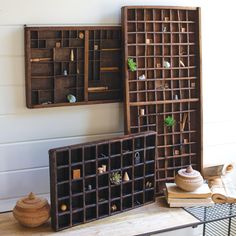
{"left": 122, "top": 6, "right": 202, "bottom": 195}
{"left": 49, "top": 131, "right": 156, "bottom": 231}
{"left": 25, "top": 26, "right": 122, "bottom": 108}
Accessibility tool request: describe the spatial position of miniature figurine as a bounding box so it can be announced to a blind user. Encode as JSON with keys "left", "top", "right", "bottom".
{"left": 67, "top": 94, "right": 76, "bottom": 103}
{"left": 87, "top": 184, "right": 92, "bottom": 191}
{"left": 140, "top": 108, "right": 145, "bottom": 116}
{"left": 146, "top": 38, "right": 151, "bottom": 44}
{"left": 60, "top": 204, "right": 67, "bottom": 212}
{"left": 138, "top": 74, "right": 146, "bottom": 80}
{"left": 63, "top": 69, "right": 68, "bottom": 76}
{"left": 94, "top": 45, "right": 99, "bottom": 50}
{"left": 123, "top": 172, "right": 130, "bottom": 182}
{"left": 79, "top": 32, "right": 84, "bottom": 39}
{"left": 98, "top": 167, "right": 104, "bottom": 174}
{"left": 174, "top": 94, "right": 179, "bottom": 100}
{"left": 164, "top": 17, "right": 169, "bottom": 21}
{"left": 181, "top": 27, "right": 186, "bottom": 32}
{"left": 134, "top": 152, "right": 141, "bottom": 164}
{"left": 111, "top": 204, "right": 117, "bottom": 212}
{"left": 163, "top": 61, "right": 171, "bottom": 68}
{"left": 184, "top": 139, "right": 188, "bottom": 144}
{"left": 70, "top": 49, "right": 74, "bottom": 61}
{"left": 174, "top": 149, "right": 180, "bottom": 155}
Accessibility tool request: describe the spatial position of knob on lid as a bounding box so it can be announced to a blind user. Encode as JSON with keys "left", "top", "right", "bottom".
{"left": 178, "top": 165, "right": 201, "bottom": 178}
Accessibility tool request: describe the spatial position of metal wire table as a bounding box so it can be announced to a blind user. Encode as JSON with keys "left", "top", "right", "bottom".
{"left": 184, "top": 203, "right": 236, "bottom": 236}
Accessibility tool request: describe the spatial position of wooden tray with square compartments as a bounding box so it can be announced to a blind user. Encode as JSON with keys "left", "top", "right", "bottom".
{"left": 122, "top": 6, "right": 202, "bottom": 195}
{"left": 25, "top": 26, "right": 122, "bottom": 108}
{"left": 49, "top": 131, "right": 156, "bottom": 231}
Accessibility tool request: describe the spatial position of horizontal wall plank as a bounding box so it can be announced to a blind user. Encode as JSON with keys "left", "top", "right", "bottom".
{"left": 0, "top": 102, "right": 123, "bottom": 144}
{"left": 0, "top": 1, "right": 200, "bottom": 25}
{"left": 0, "top": 132, "right": 122, "bottom": 172}
{"left": 0, "top": 56, "right": 24, "bottom": 86}
{"left": 0, "top": 167, "right": 49, "bottom": 200}
{"left": 0, "top": 26, "right": 23, "bottom": 56}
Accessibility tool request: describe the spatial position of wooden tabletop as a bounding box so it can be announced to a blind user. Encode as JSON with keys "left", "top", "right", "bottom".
{"left": 0, "top": 198, "right": 200, "bottom": 236}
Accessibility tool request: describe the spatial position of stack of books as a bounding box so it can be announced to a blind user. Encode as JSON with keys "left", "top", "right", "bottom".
{"left": 165, "top": 183, "right": 214, "bottom": 207}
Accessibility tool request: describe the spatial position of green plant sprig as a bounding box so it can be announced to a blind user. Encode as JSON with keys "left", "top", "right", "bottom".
{"left": 164, "top": 116, "right": 176, "bottom": 127}
{"left": 127, "top": 58, "right": 137, "bottom": 72}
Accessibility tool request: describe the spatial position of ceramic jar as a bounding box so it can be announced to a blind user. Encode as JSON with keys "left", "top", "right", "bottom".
{"left": 175, "top": 165, "right": 203, "bottom": 191}
{"left": 13, "top": 192, "right": 50, "bottom": 227}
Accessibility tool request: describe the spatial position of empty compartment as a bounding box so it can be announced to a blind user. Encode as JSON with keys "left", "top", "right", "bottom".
{"left": 134, "top": 137, "right": 144, "bottom": 150}
{"left": 72, "top": 195, "right": 83, "bottom": 210}
{"left": 145, "top": 189, "right": 155, "bottom": 203}
{"left": 122, "top": 182, "right": 132, "bottom": 196}
{"left": 85, "top": 161, "right": 96, "bottom": 176}
{"left": 146, "top": 134, "right": 156, "bottom": 147}
{"left": 71, "top": 148, "right": 83, "bottom": 164}
{"left": 123, "top": 196, "right": 132, "bottom": 210}
{"left": 98, "top": 143, "right": 109, "bottom": 157}
{"left": 56, "top": 150, "right": 69, "bottom": 166}
{"left": 134, "top": 179, "right": 144, "bottom": 192}
{"left": 111, "top": 185, "right": 121, "bottom": 199}
{"left": 110, "top": 142, "right": 121, "bottom": 155}
{"left": 85, "top": 191, "right": 96, "bottom": 206}
{"left": 58, "top": 214, "right": 70, "bottom": 229}
{"left": 134, "top": 165, "right": 144, "bottom": 178}
{"left": 57, "top": 183, "right": 69, "bottom": 198}
{"left": 98, "top": 188, "right": 109, "bottom": 202}
{"left": 84, "top": 146, "right": 96, "bottom": 161}
{"left": 57, "top": 167, "right": 69, "bottom": 182}
{"left": 72, "top": 180, "right": 83, "bottom": 195}
{"left": 134, "top": 192, "right": 144, "bottom": 206}
{"left": 98, "top": 203, "right": 109, "bottom": 217}
{"left": 110, "top": 156, "right": 121, "bottom": 170}
{"left": 146, "top": 148, "right": 155, "bottom": 161}
{"left": 86, "top": 206, "right": 97, "bottom": 221}
{"left": 72, "top": 210, "right": 84, "bottom": 225}
{"left": 98, "top": 174, "right": 109, "bottom": 188}
{"left": 122, "top": 153, "right": 133, "bottom": 168}
{"left": 145, "top": 163, "right": 155, "bottom": 175}
{"left": 122, "top": 139, "right": 133, "bottom": 153}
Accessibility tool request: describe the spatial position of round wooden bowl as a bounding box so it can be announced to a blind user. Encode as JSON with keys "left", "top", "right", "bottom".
{"left": 175, "top": 165, "right": 203, "bottom": 192}
{"left": 13, "top": 192, "right": 50, "bottom": 227}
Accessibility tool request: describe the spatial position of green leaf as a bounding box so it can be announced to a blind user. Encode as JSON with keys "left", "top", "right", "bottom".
{"left": 164, "top": 116, "right": 175, "bottom": 127}
{"left": 128, "top": 58, "right": 137, "bottom": 72}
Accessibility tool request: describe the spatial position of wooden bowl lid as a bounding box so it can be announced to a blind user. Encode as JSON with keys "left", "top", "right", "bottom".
{"left": 178, "top": 165, "right": 201, "bottom": 179}
{"left": 16, "top": 192, "right": 48, "bottom": 210}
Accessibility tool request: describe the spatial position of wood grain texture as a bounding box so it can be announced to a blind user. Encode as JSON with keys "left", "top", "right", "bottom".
{"left": 0, "top": 198, "right": 200, "bottom": 236}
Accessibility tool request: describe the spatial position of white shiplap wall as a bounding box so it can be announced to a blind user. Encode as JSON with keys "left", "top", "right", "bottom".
{"left": 1, "top": 0, "right": 236, "bottom": 218}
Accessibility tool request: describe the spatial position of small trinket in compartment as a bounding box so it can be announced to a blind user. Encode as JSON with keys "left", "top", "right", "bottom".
{"left": 79, "top": 32, "right": 84, "bottom": 39}
{"left": 72, "top": 169, "right": 81, "bottom": 179}
{"left": 191, "top": 82, "right": 196, "bottom": 88}
{"left": 63, "top": 69, "right": 68, "bottom": 76}
{"left": 98, "top": 167, "right": 104, "bottom": 174}
{"left": 111, "top": 204, "right": 117, "bottom": 212}
{"left": 156, "top": 63, "right": 161, "bottom": 68}
{"left": 60, "top": 204, "right": 67, "bottom": 212}
{"left": 123, "top": 172, "right": 130, "bottom": 182}
{"left": 55, "top": 42, "right": 61, "bottom": 48}
{"left": 67, "top": 94, "right": 76, "bottom": 103}
{"left": 164, "top": 17, "right": 169, "bottom": 21}
{"left": 102, "top": 165, "right": 107, "bottom": 172}
{"left": 70, "top": 49, "right": 74, "bottom": 61}
{"left": 138, "top": 74, "right": 146, "bottom": 80}
{"left": 87, "top": 184, "right": 92, "bottom": 191}
{"left": 163, "top": 61, "right": 171, "bottom": 68}
{"left": 164, "top": 83, "right": 169, "bottom": 89}
{"left": 162, "top": 26, "right": 167, "bottom": 32}
{"left": 94, "top": 45, "right": 99, "bottom": 50}
{"left": 179, "top": 60, "right": 185, "bottom": 67}
{"left": 181, "top": 27, "right": 186, "bottom": 32}
{"left": 146, "top": 38, "right": 151, "bottom": 44}
{"left": 184, "top": 138, "right": 188, "bottom": 144}
{"left": 174, "top": 94, "right": 179, "bottom": 100}
{"left": 174, "top": 149, "right": 180, "bottom": 155}
{"left": 134, "top": 152, "right": 141, "bottom": 164}
{"left": 140, "top": 108, "right": 145, "bottom": 116}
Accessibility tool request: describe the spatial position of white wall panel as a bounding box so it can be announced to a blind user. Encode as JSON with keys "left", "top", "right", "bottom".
{"left": 0, "top": 132, "right": 122, "bottom": 172}
{"left": 0, "top": 167, "right": 49, "bottom": 199}
{"left": 0, "top": 102, "right": 123, "bottom": 143}
{"left": 0, "top": 56, "right": 24, "bottom": 86}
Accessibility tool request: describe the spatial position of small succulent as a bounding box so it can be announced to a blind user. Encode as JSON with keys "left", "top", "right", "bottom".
{"left": 164, "top": 116, "right": 175, "bottom": 127}
{"left": 128, "top": 58, "right": 137, "bottom": 72}
{"left": 67, "top": 94, "right": 76, "bottom": 103}
{"left": 110, "top": 172, "right": 121, "bottom": 185}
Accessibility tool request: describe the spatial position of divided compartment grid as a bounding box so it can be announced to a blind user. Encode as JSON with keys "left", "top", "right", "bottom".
{"left": 25, "top": 26, "right": 122, "bottom": 108}
{"left": 122, "top": 6, "right": 202, "bottom": 195}
{"left": 49, "top": 131, "right": 156, "bottom": 231}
